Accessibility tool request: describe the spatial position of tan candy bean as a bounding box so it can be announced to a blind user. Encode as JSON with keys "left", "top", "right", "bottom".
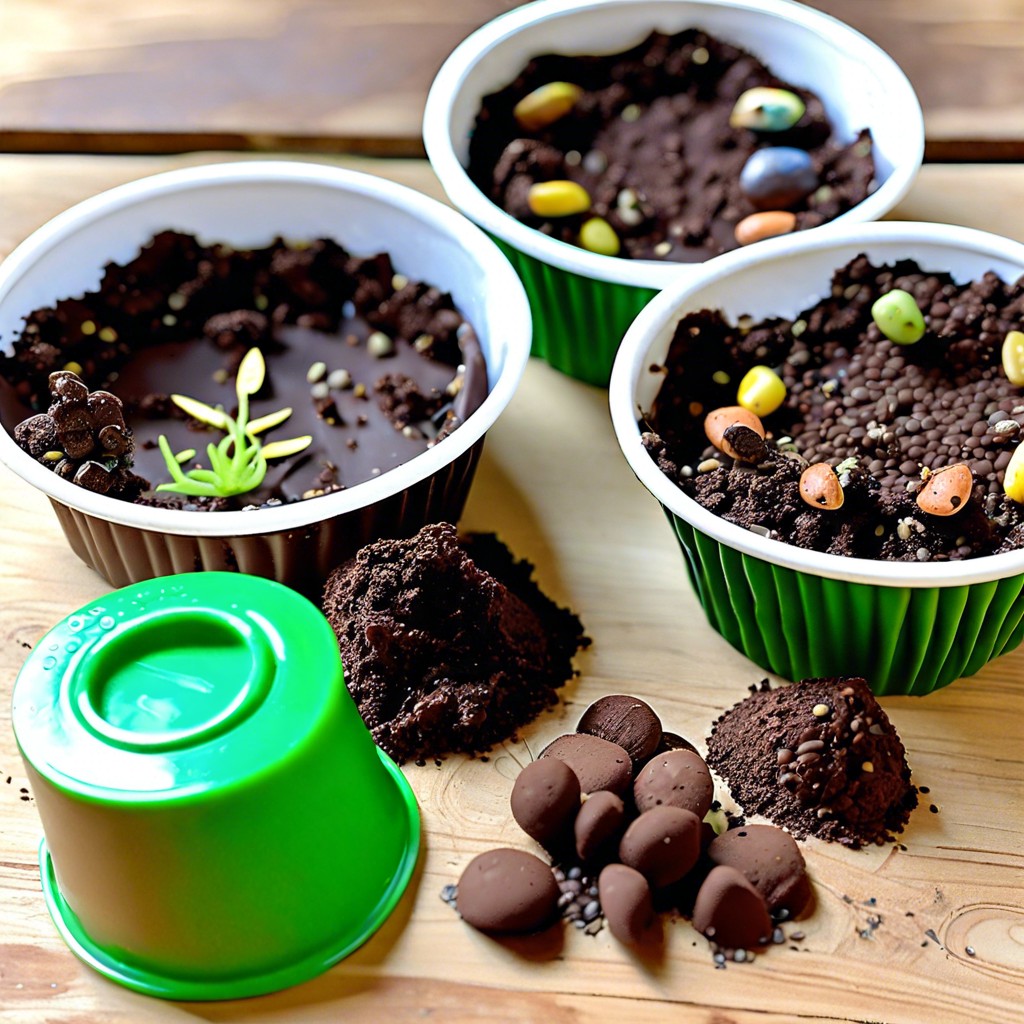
{"left": 513, "top": 82, "right": 583, "bottom": 132}
{"left": 1004, "top": 443, "right": 1024, "bottom": 503}
{"left": 799, "top": 463, "right": 844, "bottom": 511}
{"left": 916, "top": 464, "right": 973, "bottom": 516}
{"left": 734, "top": 210, "right": 797, "bottom": 247}
{"left": 704, "top": 406, "right": 765, "bottom": 458}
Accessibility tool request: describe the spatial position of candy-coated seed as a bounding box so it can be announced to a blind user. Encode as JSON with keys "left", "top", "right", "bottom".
{"left": 579, "top": 216, "right": 621, "bottom": 256}
{"left": 1002, "top": 330, "right": 1024, "bottom": 385}
{"left": 1003, "top": 443, "right": 1024, "bottom": 503}
{"left": 729, "top": 87, "right": 806, "bottom": 132}
{"left": 916, "top": 464, "right": 973, "bottom": 517}
{"left": 737, "top": 365, "right": 787, "bottom": 417}
{"left": 799, "top": 463, "right": 844, "bottom": 511}
{"left": 704, "top": 405, "right": 765, "bottom": 458}
{"left": 527, "top": 180, "right": 591, "bottom": 218}
{"left": 871, "top": 289, "right": 925, "bottom": 345}
{"left": 734, "top": 210, "right": 796, "bottom": 246}
{"left": 513, "top": 82, "right": 583, "bottom": 131}
{"left": 739, "top": 147, "right": 817, "bottom": 210}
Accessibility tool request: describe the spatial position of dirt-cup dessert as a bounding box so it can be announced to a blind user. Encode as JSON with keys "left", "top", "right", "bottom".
{"left": 0, "top": 162, "right": 531, "bottom": 595}
{"left": 609, "top": 222, "right": 1024, "bottom": 695}
{"left": 424, "top": 0, "right": 922, "bottom": 385}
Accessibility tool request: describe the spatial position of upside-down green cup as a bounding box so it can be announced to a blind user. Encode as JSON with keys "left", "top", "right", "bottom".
{"left": 424, "top": 0, "right": 923, "bottom": 386}
{"left": 11, "top": 572, "right": 420, "bottom": 1000}
{"left": 609, "top": 222, "right": 1024, "bottom": 696}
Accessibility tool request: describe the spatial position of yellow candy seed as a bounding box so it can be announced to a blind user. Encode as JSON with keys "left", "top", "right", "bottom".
{"left": 527, "top": 180, "right": 591, "bottom": 218}
{"left": 513, "top": 82, "right": 583, "bottom": 132}
{"left": 1002, "top": 330, "right": 1024, "bottom": 385}
{"left": 1004, "top": 442, "right": 1024, "bottom": 502}
{"left": 579, "top": 216, "right": 620, "bottom": 256}
{"left": 737, "top": 365, "right": 786, "bottom": 417}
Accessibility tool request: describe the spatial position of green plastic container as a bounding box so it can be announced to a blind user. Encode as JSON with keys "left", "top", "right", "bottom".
{"left": 12, "top": 572, "right": 419, "bottom": 1000}
{"left": 424, "top": 0, "right": 924, "bottom": 386}
{"left": 610, "top": 223, "right": 1024, "bottom": 696}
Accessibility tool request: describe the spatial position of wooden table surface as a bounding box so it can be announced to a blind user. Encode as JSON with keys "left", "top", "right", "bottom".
{"left": 1, "top": 4, "right": 1023, "bottom": 1022}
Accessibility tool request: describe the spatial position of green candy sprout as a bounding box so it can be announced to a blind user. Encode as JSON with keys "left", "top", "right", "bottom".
{"left": 157, "top": 348, "right": 312, "bottom": 498}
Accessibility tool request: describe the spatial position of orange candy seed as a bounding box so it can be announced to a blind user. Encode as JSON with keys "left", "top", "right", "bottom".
{"left": 734, "top": 210, "right": 797, "bottom": 247}
{"left": 704, "top": 406, "right": 765, "bottom": 458}
{"left": 799, "top": 463, "right": 844, "bottom": 511}
{"left": 916, "top": 464, "right": 973, "bottom": 516}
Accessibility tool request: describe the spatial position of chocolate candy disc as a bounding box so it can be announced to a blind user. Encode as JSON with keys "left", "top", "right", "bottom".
{"left": 599, "top": 863, "right": 656, "bottom": 946}
{"left": 618, "top": 805, "right": 701, "bottom": 888}
{"left": 634, "top": 748, "right": 714, "bottom": 819}
{"left": 510, "top": 757, "right": 581, "bottom": 847}
{"left": 576, "top": 694, "right": 663, "bottom": 764}
{"left": 739, "top": 146, "right": 817, "bottom": 211}
{"left": 692, "top": 864, "right": 773, "bottom": 951}
{"left": 540, "top": 733, "right": 633, "bottom": 795}
{"left": 456, "top": 848, "right": 560, "bottom": 934}
{"left": 708, "top": 823, "right": 812, "bottom": 917}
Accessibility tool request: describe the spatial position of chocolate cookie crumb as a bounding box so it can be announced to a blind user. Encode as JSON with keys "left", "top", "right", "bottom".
{"left": 322, "top": 523, "right": 589, "bottom": 763}
{"left": 706, "top": 677, "right": 917, "bottom": 847}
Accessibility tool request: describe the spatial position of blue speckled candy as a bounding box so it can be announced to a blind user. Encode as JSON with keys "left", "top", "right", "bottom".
{"left": 739, "top": 148, "right": 818, "bottom": 211}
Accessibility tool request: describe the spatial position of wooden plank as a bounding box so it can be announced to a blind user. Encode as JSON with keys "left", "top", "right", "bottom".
{"left": 1, "top": 156, "right": 1023, "bottom": 1022}
{"left": 0, "top": 1, "right": 1022, "bottom": 156}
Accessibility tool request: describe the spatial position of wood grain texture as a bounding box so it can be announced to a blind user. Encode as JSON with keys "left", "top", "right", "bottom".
{"left": 0, "top": 1, "right": 1022, "bottom": 155}
{"left": 0, "top": 157, "right": 1023, "bottom": 1022}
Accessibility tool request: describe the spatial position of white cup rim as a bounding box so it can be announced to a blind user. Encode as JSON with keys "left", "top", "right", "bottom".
{"left": 609, "top": 220, "right": 1024, "bottom": 588}
{"left": 424, "top": 0, "right": 924, "bottom": 288}
{"left": 0, "top": 160, "right": 533, "bottom": 537}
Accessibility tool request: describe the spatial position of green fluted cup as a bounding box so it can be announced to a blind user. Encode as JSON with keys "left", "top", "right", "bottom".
{"left": 12, "top": 572, "right": 419, "bottom": 1000}
{"left": 610, "top": 223, "right": 1024, "bottom": 695}
{"left": 425, "top": 0, "right": 923, "bottom": 387}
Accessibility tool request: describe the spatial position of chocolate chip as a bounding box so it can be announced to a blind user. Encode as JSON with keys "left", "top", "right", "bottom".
{"left": 540, "top": 733, "right": 633, "bottom": 796}
{"left": 598, "top": 864, "right": 656, "bottom": 946}
{"left": 723, "top": 423, "right": 768, "bottom": 463}
{"left": 692, "top": 865, "right": 773, "bottom": 951}
{"left": 634, "top": 748, "right": 714, "bottom": 819}
{"left": 618, "top": 805, "right": 701, "bottom": 888}
{"left": 510, "top": 757, "right": 581, "bottom": 848}
{"left": 456, "top": 848, "right": 560, "bottom": 934}
{"left": 577, "top": 694, "right": 663, "bottom": 765}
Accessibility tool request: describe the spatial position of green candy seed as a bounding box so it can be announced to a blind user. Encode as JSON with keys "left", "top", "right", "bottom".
{"left": 579, "top": 216, "right": 620, "bottom": 256}
{"left": 729, "top": 87, "right": 805, "bottom": 132}
{"left": 871, "top": 289, "right": 926, "bottom": 345}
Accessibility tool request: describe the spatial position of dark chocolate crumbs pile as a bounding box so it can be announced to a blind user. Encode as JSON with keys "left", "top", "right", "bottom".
{"left": 468, "top": 29, "right": 873, "bottom": 262}
{"left": 705, "top": 677, "right": 917, "bottom": 848}
{"left": 643, "top": 255, "right": 1024, "bottom": 561}
{"left": 322, "top": 523, "right": 589, "bottom": 764}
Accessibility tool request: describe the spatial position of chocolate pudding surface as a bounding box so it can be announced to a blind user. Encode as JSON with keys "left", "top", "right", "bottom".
{"left": 468, "top": 29, "right": 875, "bottom": 262}
{"left": 642, "top": 254, "right": 1024, "bottom": 561}
{"left": 0, "top": 230, "right": 487, "bottom": 509}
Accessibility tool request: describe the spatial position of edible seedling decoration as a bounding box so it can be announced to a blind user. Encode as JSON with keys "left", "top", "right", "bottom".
{"left": 157, "top": 348, "right": 312, "bottom": 498}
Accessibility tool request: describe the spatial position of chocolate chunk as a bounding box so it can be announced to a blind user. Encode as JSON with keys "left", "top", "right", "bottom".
{"left": 574, "top": 790, "right": 626, "bottom": 862}
{"left": 692, "top": 864, "right": 773, "bottom": 951}
{"left": 72, "top": 460, "right": 114, "bottom": 493}
{"left": 86, "top": 390, "right": 127, "bottom": 429}
{"left": 456, "top": 848, "right": 560, "bottom": 934}
{"left": 13, "top": 413, "right": 58, "bottom": 458}
{"left": 618, "top": 805, "right": 701, "bottom": 888}
{"left": 576, "top": 694, "right": 663, "bottom": 765}
{"left": 48, "top": 370, "right": 88, "bottom": 404}
{"left": 722, "top": 423, "right": 768, "bottom": 463}
{"left": 540, "top": 733, "right": 633, "bottom": 796}
{"left": 634, "top": 748, "right": 714, "bottom": 819}
{"left": 598, "top": 864, "right": 656, "bottom": 946}
{"left": 708, "top": 824, "right": 812, "bottom": 916}
{"left": 510, "top": 757, "right": 581, "bottom": 848}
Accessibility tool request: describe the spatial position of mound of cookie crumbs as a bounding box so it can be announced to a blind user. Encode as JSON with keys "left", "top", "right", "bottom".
{"left": 322, "top": 522, "right": 589, "bottom": 764}
{"left": 705, "top": 677, "right": 917, "bottom": 848}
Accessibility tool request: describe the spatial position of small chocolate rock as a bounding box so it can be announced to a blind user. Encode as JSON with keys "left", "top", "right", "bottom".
{"left": 577, "top": 694, "right": 663, "bottom": 765}
{"left": 574, "top": 790, "right": 626, "bottom": 862}
{"left": 510, "top": 757, "right": 581, "bottom": 848}
{"left": 13, "top": 413, "right": 58, "bottom": 457}
{"left": 456, "top": 848, "right": 560, "bottom": 934}
{"left": 618, "top": 805, "right": 701, "bottom": 888}
{"left": 722, "top": 423, "right": 768, "bottom": 463}
{"left": 48, "top": 370, "right": 89, "bottom": 404}
{"left": 692, "top": 865, "right": 773, "bottom": 951}
{"left": 72, "top": 460, "right": 114, "bottom": 493}
{"left": 599, "top": 864, "right": 656, "bottom": 946}
{"left": 708, "top": 824, "right": 811, "bottom": 917}
{"left": 540, "top": 733, "right": 633, "bottom": 796}
{"left": 634, "top": 748, "right": 714, "bottom": 819}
